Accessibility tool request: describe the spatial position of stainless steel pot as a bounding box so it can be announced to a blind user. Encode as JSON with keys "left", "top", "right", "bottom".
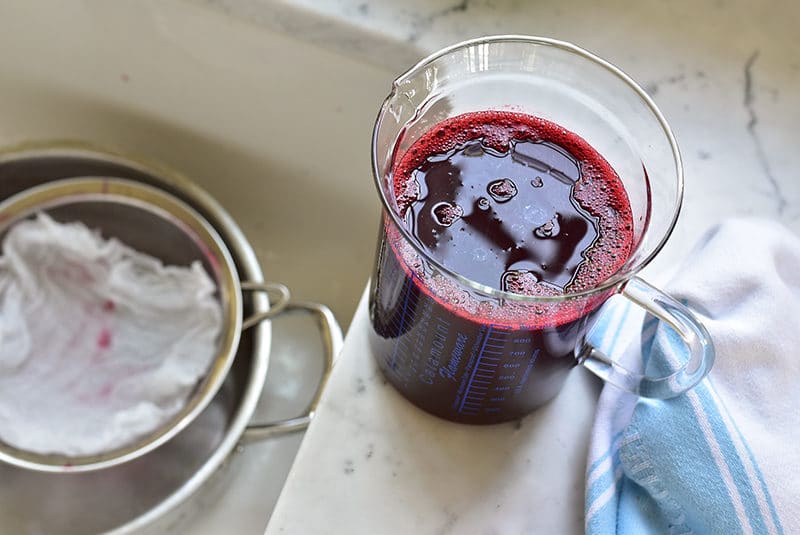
{"left": 0, "top": 143, "right": 343, "bottom": 535}
{"left": 0, "top": 176, "right": 339, "bottom": 473}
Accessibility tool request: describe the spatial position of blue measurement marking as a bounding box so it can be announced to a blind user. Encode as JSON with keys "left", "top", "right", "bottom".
{"left": 458, "top": 325, "right": 501, "bottom": 414}
{"left": 388, "top": 273, "right": 415, "bottom": 371}
{"left": 387, "top": 293, "right": 419, "bottom": 332}
{"left": 514, "top": 349, "right": 541, "bottom": 394}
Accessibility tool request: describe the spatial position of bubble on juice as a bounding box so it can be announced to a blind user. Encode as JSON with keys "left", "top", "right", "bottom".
{"left": 477, "top": 197, "right": 491, "bottom": 211}
{"left": 501, "top": 269, "right": 538, "bottom": 293}
{"left": 463, "top": 141, "right": 485, "bottom": 157}
{"left": 476, "top": 300, "right": 495, "bottom": 316}
{"left": 534, "top": 214, "right": 561, "bottom": 239}
{"left": 487, "top": 178, "right": 517, "bottom": 203}
{"left": 502, "top": 269, "right": 564, "bottom": 298}
{"left": 531, "top": 176, "right": 544, "bottom": 188}
{"left": 395, "top": 176, "right": 421, "bottom": 214}
{"left": 449, "top": 290, "right": 470, "bottom": 305}
{"left": 432, "top": 201, "right": 464, "bottom": 227}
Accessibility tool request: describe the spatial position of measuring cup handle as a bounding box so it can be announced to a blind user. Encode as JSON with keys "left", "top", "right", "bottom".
{"left": 241, "top": 301, "right": 343, "bottom": 442}
{"left": 576, "top": 276, "right": 715, "bottom": 398}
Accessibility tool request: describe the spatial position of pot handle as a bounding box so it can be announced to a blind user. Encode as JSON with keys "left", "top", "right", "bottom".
{"left": 240, "top": 299, "right": 343, "bottom": 441}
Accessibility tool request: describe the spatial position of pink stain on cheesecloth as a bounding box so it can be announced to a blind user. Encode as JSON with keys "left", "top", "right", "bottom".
{"left": 0, "top": 213, "right": 223, "bottom": 457}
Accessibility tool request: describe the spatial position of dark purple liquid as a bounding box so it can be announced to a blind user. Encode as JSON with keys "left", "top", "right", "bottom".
{"left": 370, "top": 111, "right": 634, "bottom": 423}
{"left": 410, "top": 138, "right": 599, "bottom": 292}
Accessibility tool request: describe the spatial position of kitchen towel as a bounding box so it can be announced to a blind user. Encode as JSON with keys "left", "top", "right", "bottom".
{"left": 0, "top": 213, "right": 223, "bottom": 457}
{"left": 585, "top": 218, "right": 798, "bottom": 535}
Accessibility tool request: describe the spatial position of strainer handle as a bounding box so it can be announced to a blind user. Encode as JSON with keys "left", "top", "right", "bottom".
{"left": 240, "top": 301, "right": 343, "bottom": 441}
{"left": 240, "top": 282, "right": 291, "bottom": 329}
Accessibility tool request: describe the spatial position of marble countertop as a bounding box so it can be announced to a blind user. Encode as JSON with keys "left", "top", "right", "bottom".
{"left": 205, "top": 0, "right": 800, "bottom": 270}
{"left": 203, "top": 0, "right": 800, "bottom": 533}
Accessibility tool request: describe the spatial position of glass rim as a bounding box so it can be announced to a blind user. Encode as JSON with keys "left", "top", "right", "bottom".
{"left": 371, "top": 34, "right": 684, "bottom": 303}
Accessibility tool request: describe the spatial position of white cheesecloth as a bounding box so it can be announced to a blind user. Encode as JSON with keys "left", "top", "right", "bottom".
{"left": 0, "top": 213, "right": 223, "bottom": 456}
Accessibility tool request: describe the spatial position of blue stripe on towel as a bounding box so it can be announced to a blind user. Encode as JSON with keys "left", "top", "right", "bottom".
{"left": 695, "top": 385, "right": 771, "bottom": 535}
{"left": 639, "top": 321, "right": 748, "bottom": 533}
{"left": 623, "top": 405, "right": 726, "bottom": 533}
{"left": 703, "top": 381, "right": 784, "bottom": 535}
{"left": 730, "top": 425, "right": 784, "bottom": 535}
{"left": 701, "top": 377, "right": 783, "bottom": 535}
{"left": 588, "top": 297, "right": 784, "bottom": 534}
{"left": 622, "top": 313, "right": 781, "bottom": 535}
{"left": 586, "top": 449, "right": 622, "bottom": 515}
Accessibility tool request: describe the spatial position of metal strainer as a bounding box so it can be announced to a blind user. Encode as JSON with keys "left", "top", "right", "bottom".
{"left": 0, "top": 177, "right": 292, "bottom": 472}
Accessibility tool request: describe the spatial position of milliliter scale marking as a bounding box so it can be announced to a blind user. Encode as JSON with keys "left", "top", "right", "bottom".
{"left": 458, "top": 326, "right": 540, "bottom": 415}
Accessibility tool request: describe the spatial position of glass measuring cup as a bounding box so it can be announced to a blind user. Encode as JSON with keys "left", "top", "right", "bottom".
{"left": 368, "top": 36, "right": 714, "bottom": 424}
